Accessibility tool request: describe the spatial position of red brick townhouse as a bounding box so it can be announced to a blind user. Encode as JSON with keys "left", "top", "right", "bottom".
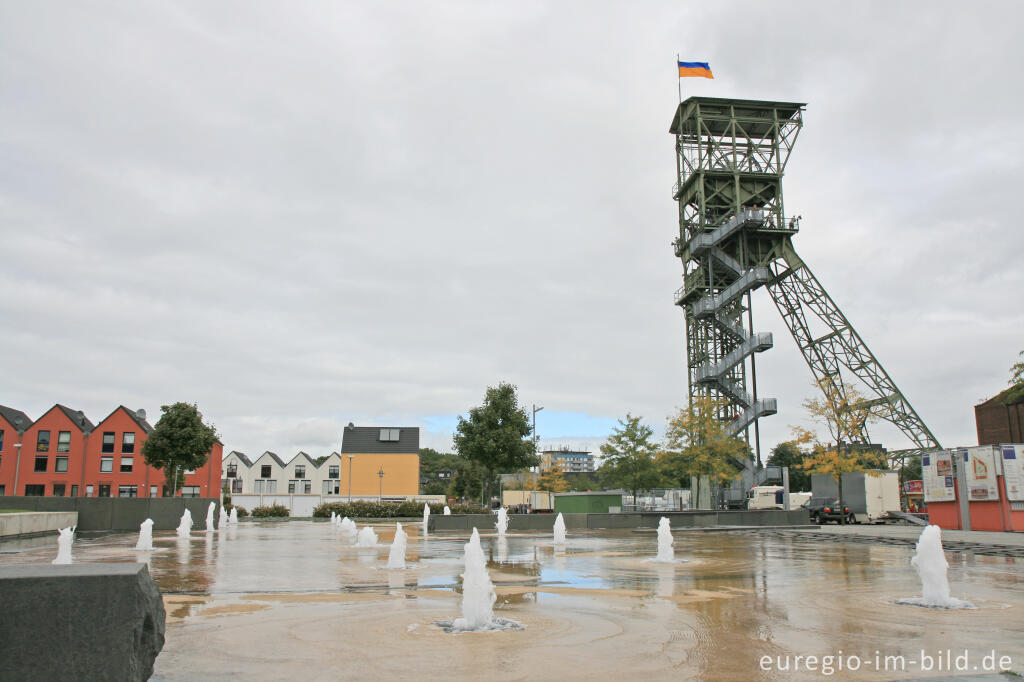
{"left": 0, "top": 403, "right": 222, "bottom": 498}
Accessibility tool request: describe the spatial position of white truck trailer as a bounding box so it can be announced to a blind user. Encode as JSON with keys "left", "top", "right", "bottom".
{"left": 810, "top": 470, "right": 901, "bottom": 523}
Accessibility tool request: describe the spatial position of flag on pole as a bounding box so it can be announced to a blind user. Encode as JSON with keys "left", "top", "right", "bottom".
{"left": 678, "top": 61, "right": 713, "bottom": 79}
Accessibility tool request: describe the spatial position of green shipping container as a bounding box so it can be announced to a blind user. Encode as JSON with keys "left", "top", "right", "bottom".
{"left": 554, "top": 492, "right": 624, "bottom": 514}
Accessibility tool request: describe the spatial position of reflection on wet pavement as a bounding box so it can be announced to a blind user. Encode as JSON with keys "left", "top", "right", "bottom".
{"left": 3, "top": 521, "right": 1023, "bottom": 680}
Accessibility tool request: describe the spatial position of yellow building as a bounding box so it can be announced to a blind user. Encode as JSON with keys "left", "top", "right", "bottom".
{"left": 339, "top": 424, "right": 420, "bottom": 498}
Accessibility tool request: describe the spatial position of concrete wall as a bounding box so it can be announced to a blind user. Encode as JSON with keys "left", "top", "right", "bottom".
{"left": 0, "top": 563, "right": 165, "bottom": 681}
{"left": 0, "top": 496, "right": 219, "bottom": 531}
{"left": 429, "top": 508, "right": 810, "bottom": 531}
{"left": 0, "top": 511, "right": 78, "bottom": 538}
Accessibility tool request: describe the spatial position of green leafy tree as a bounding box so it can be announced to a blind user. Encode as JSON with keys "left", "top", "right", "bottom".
{"left": 1008, "top": 350, "right": 1024, "bottom": 402}
{"left": 419, "top": 447, "right": 464, "bottom": 495}
{"left": 142, "top": 402, "right": 219, "bottom": 496}
{"left": 599, "top": 414, "right": 662, "bottom": 502}
{"left": 454, "top": 383, "right": 538, "bottom": 504}
{"left": 766, "top": 441, "right": 811, "bottom": 492}
{"left": 660, "top": 397, "right": 748, "bottom": 487}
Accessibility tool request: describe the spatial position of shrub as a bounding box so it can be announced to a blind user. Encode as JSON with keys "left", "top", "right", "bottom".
{"left": 311, "top": 501, "right": 488, "bottom": 518}
{"left": 223, "top": 503, "right": 249, "bottom": 517}
{"left": 251, "top": 504, "right": 289, "bottom": 518}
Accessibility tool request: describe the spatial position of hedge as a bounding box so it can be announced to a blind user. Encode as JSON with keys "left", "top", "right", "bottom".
{"left": 251, "top": 503, "right": 290, "bottom": 518}
{"left": 311, "top": 501, "right": 487, "bottom": 518}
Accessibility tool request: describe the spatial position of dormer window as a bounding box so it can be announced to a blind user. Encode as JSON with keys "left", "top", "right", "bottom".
{"left": 379, "top": 428, "right": 400, "bottom": 442}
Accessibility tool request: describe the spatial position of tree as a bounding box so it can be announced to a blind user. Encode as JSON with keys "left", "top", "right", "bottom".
{"left": 766, "top": 440, "right": 811, "bottom": 492}
{"left": 599, "top": 414, "right": 662, "bottom": 503}
{"left": 659, "top": 397, "right": 748, "bottom": 509}
{"left": 1008, "top": 350, "right": 1024, "bottom": 402}
{"left": 803, "top": 377, "right": 882, "bottom": 446}
{"left": 800, "top": 438, "right": 889, "bottom": 524}
{"left": 454, "top": 383, "right": 538, "bottom": 504}
{"left": 538, "top": 463, "right": 570, "bottom": 493}
{"left": 142, "top": 402, "right": 219, "bottom": 496}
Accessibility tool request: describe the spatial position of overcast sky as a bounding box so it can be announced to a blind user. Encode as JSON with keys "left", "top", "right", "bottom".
{"left": 2, "top": 1, "right": 1021, "bottom": 463}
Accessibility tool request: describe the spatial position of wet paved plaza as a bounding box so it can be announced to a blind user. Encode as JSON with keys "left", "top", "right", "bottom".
{"left": 3, "top": 520, "right": 1023, "bottom": 680}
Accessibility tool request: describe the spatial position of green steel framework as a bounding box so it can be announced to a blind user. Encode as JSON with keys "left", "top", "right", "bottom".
{"left": 670, "top": 97, "right": 940, "bottom": 465}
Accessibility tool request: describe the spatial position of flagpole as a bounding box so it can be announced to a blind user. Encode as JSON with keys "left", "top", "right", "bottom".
{"left": 676, "top": 54, "right": 682, "bottom": 103}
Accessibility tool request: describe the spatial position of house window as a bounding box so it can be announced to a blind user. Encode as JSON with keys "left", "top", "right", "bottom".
{"left": 302, "top": 480, "right": 311, "bottom": 494}
{"left": 101, "top": 432, "right": 115, "bottom": 453}
{"left": 255, "top": 479, "right": 276, "bottom": 494}
{"left": 288, "top": 480, "right": 297, "bottom": 494}
{"left": 70, "top": 485, "right": 79, "bottom": 497}
{"left": 0, "top": 428, "right": 4, "bottom": 450}
{"left": 98, "top": 484, "right": 111, "bottom": 497}
{"left": 295, "top": 465, "right": 305, "bottom": 478}
{"left": 150, "top": 486, "right": 159, "bottom": 498}
{"left": 56, "top": 456, "right": 69, "bottom": 473}
{"left": 36, "top": 430, "right": 50, "bottom": 452}
{"left": 86, "top": 485, "right": 94, "bottom": 497}
{"left": 25, "top": 484, "right": 45, "bottom": 496}
{"left": 0, "top": 484, "right": 5, "bottom": 496}
{"left": 328, "top": 465, "right": 339, "bottom": 479}
{"left": 57, "top": 431, "right": 71, "bottom": 453}
{"left": 100, "top": 457, "right": 113, "bottom": 473}
{"left": 226, "top": 463, "right": 237, "bottom": 478}
{"left": 122, "top": 432, "right": 135, "bottom": 453}
{"left": 181, "top": 486, "right": 200, "bottom": 498}
{"left": 231, "top": 479, "right": 242, "bottom": 494}
{"left": 323, "top": 480, "right": 340, "bottom": 495}
{"left": 120, "top": 457, "right": 133, "bottom": 473}
{"left": 34, "top": 455, "right": 47, "bottom": 472}
{"left": 118, "top": 485, "right": 138, "bottom": 498}
{"left": 379, "top": 428, "right": 400, "bottom": 442}
{"left": 53, "top": 484, "right": 66, "bottom": 497}
{"left": 261, "top": 465, "right": 272, "bottom": 478}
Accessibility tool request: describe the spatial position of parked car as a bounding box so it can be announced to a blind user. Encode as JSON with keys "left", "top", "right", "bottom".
{"left": 802, "top": 496, "right": 854, "bottom": 524}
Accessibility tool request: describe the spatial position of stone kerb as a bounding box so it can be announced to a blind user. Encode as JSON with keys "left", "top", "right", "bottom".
{"left": 0, "top": 563, "right": 166, "bottom": 682}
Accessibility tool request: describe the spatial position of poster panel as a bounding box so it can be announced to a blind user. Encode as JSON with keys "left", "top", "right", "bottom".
{"left": 1001, "top": 444, "right": 1024, "bottom": 502}
{"left": 965, "top": 446, "right": 1000, "bottom": 501}
{"left": 922, "top": 450, "right": 955, "bottom": 503}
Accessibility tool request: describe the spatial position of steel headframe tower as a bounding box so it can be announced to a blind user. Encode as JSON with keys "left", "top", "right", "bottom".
{"left": 670, "top": 97, "right": 939, "bottom": 465}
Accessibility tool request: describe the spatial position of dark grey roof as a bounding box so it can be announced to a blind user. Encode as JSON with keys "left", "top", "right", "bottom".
{"left": 96, "top": 406, "right": 154, "bottom": 434}
{"left": 288, "top": 451, "right": 317, "bottom": 469}
{"left": 257, "top": 451, "right": 286, "bottom": 468}
{"left": 0, "top": 405, "right": 32, "bottom": 433}
{"left": 54, "top": 404, "right": 95, "bottom": 433}
{"left": 228, "top": 451, "right": 253, "bottom": 467}
{"left": 341, "top": 426, "right": 420, "bottom": 454}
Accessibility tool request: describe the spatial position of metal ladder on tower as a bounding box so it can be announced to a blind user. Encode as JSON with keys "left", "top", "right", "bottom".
{"left": 687, "top": 209, "right": 777, "bottom": 435}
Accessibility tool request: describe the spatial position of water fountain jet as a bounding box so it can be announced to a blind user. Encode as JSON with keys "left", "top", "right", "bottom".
{"left": 443, "top": 505, "right": 451, "bottom": 515}
{"left": 356, "top": 526, "right": 378, "bottom": 547}
{"left": 52, "top": 526, "right": 75, "bottom": 565}
{"left": 135, "top": 518, "right": 154, "bottom": 551}
{"left": 176, "top": 509, "right": 193, "bottom": 538}
{"left": 440, "top": 528, "right": 521, "bottom": 633}
{"left": 387, "top": 522, "right": 408, "bottom": 569}
{"left": 495, "top": 507, "right": 508, "bottom": 536}
{"left": 205, "top": 502, "right": 216, "bottom": 532}
{"left": 897, "top": 525, "right": 974, "bottom": 608}
{"left": 647, "top": 517, "right": 675, "bottom": 563}
{"left": 553, "top": 513, "right": 566, "bottom": 545}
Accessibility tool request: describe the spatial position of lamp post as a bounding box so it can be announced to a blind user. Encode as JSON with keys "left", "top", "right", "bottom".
{"left": 347, "top": 454, "right": 354, "bottom": 501}
{"left": 532, "top": 405, "right": 544, "bottom": 505}
{"left": 378, "top": 466, "right": 385, "bottom": 502}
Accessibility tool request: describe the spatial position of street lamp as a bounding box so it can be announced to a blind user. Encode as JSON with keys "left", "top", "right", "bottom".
{"left": 347, "top": 454, "right": 354, "bottom": 502}
{"left": 532, "top": 405, "right": 544, "bottom": 504}
{"left": 378, "top": 466, "right": 385, "bottom": 502}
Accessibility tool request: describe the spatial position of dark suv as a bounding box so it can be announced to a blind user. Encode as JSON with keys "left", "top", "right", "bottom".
{"left": 803, "top": 497, "right": 853, "bottom": 524}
